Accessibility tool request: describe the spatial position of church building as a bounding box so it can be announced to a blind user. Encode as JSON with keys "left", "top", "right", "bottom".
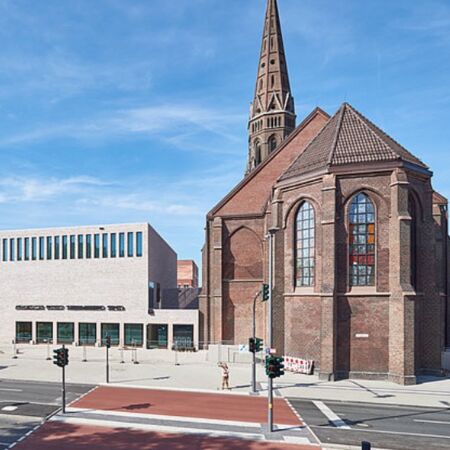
{"left": 200, "top": 0, "right": 449, "bottom": 384}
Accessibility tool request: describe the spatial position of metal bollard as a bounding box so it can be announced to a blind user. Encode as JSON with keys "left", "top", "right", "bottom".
{"left": 120, "top": 347, "right": 125, "bottom": 364}
{"left": 46, "top": 340, "right": 51, "bottom": 360}
{"left": 12, "top": 339, "right": 18, "bottom": 359}
{"left": 133, "top": 347, "right": 139, "bottom": 365}
{"left": 82, "top": 345, "right": 87, "bottom": 362}
{"left": 361, "top": 442, "right": 371, "bottom": 450}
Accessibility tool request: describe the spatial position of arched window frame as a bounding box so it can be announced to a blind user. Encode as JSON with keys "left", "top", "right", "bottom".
{"left": 295, "top": 201, "right": 315, "bottom": 287}
{"left": 254, "top": 140, "right": 261, "bottom": 166}
{"left": 348, "top": 192, "right": 376, "bottom": 287}
{"left": 408, "top": 194, "right": 417, "bottom": 290}
{"left": 268, "top": 135, "right": 277, "bottom": 153}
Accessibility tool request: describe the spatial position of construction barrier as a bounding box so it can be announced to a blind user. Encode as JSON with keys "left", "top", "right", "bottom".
{"left": 283, "top": 356, "right": 314, "bottom": 375}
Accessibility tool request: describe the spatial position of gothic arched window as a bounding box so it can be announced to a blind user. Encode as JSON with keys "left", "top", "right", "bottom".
{"left": 349, "top": 193, "right": 376, "bottom": 286}
{"left": 296, "top": 201, "right": 315, "bottom": 287}
{"left": 409, "top": 194, "right": 417, "bottom": 289}
{"left": 269, "top": 135, "right": 277, "bottom": 153}
{"left": 254, "top": 141, "right": 261, "bottom": 166}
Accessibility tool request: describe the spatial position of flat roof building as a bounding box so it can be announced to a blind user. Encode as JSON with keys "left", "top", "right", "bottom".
{"left": 177, "top": 260, "right": 199, "bottom": 288}
{"left": 0, "top": 223, "right": 198, "bottom": 349}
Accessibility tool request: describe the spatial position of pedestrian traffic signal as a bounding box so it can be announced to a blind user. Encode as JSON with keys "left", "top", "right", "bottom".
{"left": 105, "top": 335, "right": 111, "bottom": 348}
{"left": 262, "top": 283, "right": 270, "bottom": 301}
{"left": 53, "top": 347, "right": 69, "bottom": 368}
{"left": 265, "top": 355, "right": 284, "bottom": 378}
{"left": 255, "top": 337, "right": 263, "bottom": 352}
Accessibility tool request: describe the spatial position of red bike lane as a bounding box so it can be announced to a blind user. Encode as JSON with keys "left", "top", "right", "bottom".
{"left": 12, "top": 421, "right": 320, "bottom": 450}
{"left": 71, "top": 386, "right": 302, "bottom": 426}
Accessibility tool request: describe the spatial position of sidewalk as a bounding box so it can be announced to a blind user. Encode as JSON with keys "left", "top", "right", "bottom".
{"left": 1, "top": 345, "right": 450, "bottom": 408}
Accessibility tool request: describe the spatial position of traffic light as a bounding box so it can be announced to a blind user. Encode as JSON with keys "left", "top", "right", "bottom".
{"left": 265, "top": 355, "right": 284, "bottom": 378}
{"left": 105, "top": 335, "right": 111, "bottom": 348}
{"left": 53, "top": 347, "right": 69, "bottom": 368}
{"left": 249, "top": 337, "right": 255, "bottom": 353}
{"left": 255, "top": 338, "right": 263, "bottom": 352}
{"left": 262, "top": 283, "right": 270, "bottom": 301}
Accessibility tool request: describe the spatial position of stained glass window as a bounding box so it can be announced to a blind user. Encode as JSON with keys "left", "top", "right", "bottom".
{"left": 349, "top": 193, "right": 375, "bottom": 286}
{"left": 296, "top": 202, "right": 315, "bottom": 287}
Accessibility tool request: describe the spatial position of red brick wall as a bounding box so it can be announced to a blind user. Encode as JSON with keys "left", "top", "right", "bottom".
{"left": 336, "top": 295, "right": 389, "bottom": 375}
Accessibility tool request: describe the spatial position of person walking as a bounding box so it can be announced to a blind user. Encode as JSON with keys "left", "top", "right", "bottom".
{"left": 218, "top": 362, "right": 230, "bottom": 390}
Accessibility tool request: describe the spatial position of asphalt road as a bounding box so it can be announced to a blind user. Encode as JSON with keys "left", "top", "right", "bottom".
{"left": 0, "top": 379, "right": 93, "bottom": 449}
{"left": 289, "top": 398, "right": 450, "bottom": 450}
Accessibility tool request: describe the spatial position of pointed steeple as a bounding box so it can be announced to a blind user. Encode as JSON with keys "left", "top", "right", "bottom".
{"left": 246, "top": 0, "right": 296, "bottom": 174}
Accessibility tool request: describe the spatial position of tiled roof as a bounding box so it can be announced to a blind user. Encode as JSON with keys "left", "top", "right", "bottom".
{"left": 280, "top": 103, "right": 428, "bottom": 180}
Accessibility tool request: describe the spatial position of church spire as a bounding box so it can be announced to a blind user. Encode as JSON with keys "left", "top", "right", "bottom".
{"left": 247, "top": 0, "right": 296, "bottom": 174}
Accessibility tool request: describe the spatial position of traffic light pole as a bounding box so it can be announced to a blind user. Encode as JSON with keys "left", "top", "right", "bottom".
{"left": 251, "top": 290, "right": 261, "bottom": 394}
{"left": 267, "top": 228, "right": 276, "bottom": 433}
{"left": 61, "top": 345, "right": 66, "bottom": 414}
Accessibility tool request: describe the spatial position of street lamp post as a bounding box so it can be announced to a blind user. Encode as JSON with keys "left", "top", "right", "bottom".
{"left": 267, "top": 227, "right": 277, "bottom": 433}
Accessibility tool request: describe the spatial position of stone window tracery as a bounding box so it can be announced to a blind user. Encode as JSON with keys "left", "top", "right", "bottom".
{"left": 296, "top": 201, "right": 315, "bottom": 287}
{"left": 349, "top": 193, "right": 375, "bottom": 286}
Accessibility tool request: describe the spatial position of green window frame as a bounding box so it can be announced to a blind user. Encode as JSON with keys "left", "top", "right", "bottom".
{"left": 16, "top": 322, "right": 32, "bottom": 343}
{"left": 79, "top": 323, "right": 97, "bottom": 346}
{"left": 36, "top": 322, "right": 53, "bottom": 344}
{"left": 101, "top": 323, "right": 120, "bottom": 346}
{"left": 57, "top": 322, "right": 74, "bottom": 344}
{"left": 124, "top": 324, "right": 143, "bottom": 347}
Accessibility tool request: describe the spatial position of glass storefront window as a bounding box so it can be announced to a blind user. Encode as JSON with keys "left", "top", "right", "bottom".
{"left": 101, "top": 323, "right": 119, "bottom": 346}
{"left": 16, "top": 322, "right": 32, "bottom": 343}
{"left": 147, "top": 324, "right": 168, "bottom": 349}
{"left": 57, "top": 322, "right": 74, "bottom": 344}
{"left": 36, "top": 322, "right": 53, "bottom": 344}
{"left": 124, "top": 324, "right": 143, "bottom": 347}
{"left": 173, "top": 324, "right": 194, "bottom": 349}
{"left": 79, "top": 323, "right": 97, "bottom": 346}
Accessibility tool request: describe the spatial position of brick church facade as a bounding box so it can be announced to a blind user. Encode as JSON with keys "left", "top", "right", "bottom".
{"left": 199, "top": 0, "right": 449, "bottom": 384}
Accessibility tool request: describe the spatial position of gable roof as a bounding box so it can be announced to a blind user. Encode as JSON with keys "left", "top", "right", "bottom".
{"left": 280, "top": 102, "right": 428, "bottom": 181}
{"left": 208, "top": 107, "right": 330, "bottom": 218}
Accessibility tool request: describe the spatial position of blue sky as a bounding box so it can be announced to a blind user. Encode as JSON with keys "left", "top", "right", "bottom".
{"left": 0, "top": 0, "right": 449, "bottom": 269}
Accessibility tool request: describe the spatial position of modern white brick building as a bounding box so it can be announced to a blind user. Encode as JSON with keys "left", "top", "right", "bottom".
{"left": 0, "top": 223, "right": 199, "bottom": 349}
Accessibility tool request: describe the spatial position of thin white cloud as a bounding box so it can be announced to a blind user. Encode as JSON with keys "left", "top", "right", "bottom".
{"left": 0, "top": 103, "right": 246, "bottom": 152}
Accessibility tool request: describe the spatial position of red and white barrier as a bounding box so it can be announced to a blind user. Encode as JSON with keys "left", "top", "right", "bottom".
{"left": 283, "top": 356, "right": 314, "bottom": 375}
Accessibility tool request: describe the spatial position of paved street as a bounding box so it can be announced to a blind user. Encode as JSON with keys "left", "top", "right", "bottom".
{"left": 12, "top": 421, "right": 319, "bottom": 450}
{"left": 0, "top": 379, "right": 93, "bottom": 449}
{"left": 289, "top": 398, "right": 450, "bottom": 449}
{"left": 11, "top": 385, "right": 320, "bottom": 448}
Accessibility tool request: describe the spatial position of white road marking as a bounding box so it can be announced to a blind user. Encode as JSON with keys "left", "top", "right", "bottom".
{"left": 0, "top": 389, "right": 22, "bottom": 392}
{"left": 283, "top": 436, "right": 315, "bottom": 444}
{"left": 1, "top": 407, "right": 17, "bottom": 412}
{"left": 51, "top": 415, "right": 265, "bottom": 441}
{"left": 313, "top": 401, "right": 351, "bottom": 429}
{"left": 65, "top": 406, "right": 294, "bottom": 429}
{"left": 311, "top": 424, "right": 450, "bottom": 440}
{"left": 414, "top": 419, "right": 450, "bottom": 425}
